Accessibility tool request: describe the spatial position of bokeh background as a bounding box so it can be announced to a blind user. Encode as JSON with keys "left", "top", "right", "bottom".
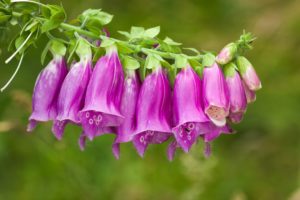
{"left": 0, "top": 0, "right": 300, "bottom": 199}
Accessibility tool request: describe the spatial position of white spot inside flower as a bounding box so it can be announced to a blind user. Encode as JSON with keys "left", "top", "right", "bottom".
{"left": 89, "top": 119, "right": 94, "bottom": 125}
{"left": 85, "top": 112, "right": 90, "bottom": 118}
{"left": 97, "top": 114, "right": 102, "bottom": 121}
{"left": 187, "top": 135, "right": 192, "bottom": 141}
{"left": 187, "top": 123, "right": 195, "bottom": 131}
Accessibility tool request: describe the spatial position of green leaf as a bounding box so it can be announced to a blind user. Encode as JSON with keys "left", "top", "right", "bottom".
{"left": 144, "top": 26, "right": 160, "bottom": 38}
{"left": 174, "top": 54, "right": 188, "bottom": 68}
{"left": 41, "top": 40, "right": 51, "bottom": 65}
{"left": 100, "top": 37, "right": 115, "bottom": 48}
{"left": 118, "top": 31, "right": 131, "bottom": 38}
{"left": 41, "top": 5, "right": 66, "bottom": 33}
{"left": 122, "top": 56, "right": 140, "bottom": 70}
{"left": 116, "top": 42, "right": 134, "bottom": 54}
{"left": 50, "top": 40, "right": 66, "bottom": 56}
{"left": 79, "top": 9, "right": 113, "bottom": 34}
{"left": 76, "top": 39, "right": 91, "bottom": 58}
{"left": 183, "top": 47, "right": 200, "bottom": 55}
{"left": 144, "top": 54, "right": 161, "bottom": 69}
{"left": 202, "top": 53, "right": 215, "bottom": 67}
{"left": 80, "top": 9, "right": 113, "bottom": 26}
{"left": 164, "top": 37, "right": 182, "bottom": 46}
{"left": 130, "top": 26, "right": 145, "bottom": 38}
{"left": 25, "top": 20, "right": 39, "bottom": 32}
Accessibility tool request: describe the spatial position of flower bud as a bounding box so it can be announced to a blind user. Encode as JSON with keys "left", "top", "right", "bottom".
{"left": 203, "top": 63, "right": 230, "bottom": 127}
{"left": 216, "top": 43, "right": 237, "bottom": 65}
{"left": 27, "top": 56, "right": 67, "bottom": 132}
{"left": 237, "top": 56, "right": 262, "bottom": 91}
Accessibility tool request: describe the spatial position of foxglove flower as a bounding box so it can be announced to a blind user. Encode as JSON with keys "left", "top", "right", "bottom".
{"left": 242, "top": 81, "right": 256, "bottom": 103}
{"left": 52, "top": 54, "right": 92, "bottom": 140}
{"left": 112, "top": 70, "right": 141, "bottom": 159}
{"left": 27, "top": 56, "right": 67, "bottom": 131}
{"left": 237, "top": 56, "right": 262, "bottom": 91}
{"left": 172, "top": 65, "right": 209, "bottom": 152}
{"left": 132, "top": 66, "right": 172, "bottom": 157}
{"left": 79, "top": 46, "right": 124, "bottom": 140}
{"left": 224, "top": 63, "right": 247, "bottom": 123}
{"left": 203, "top": 63, "right": 229, "bottom": 127}
{"left": 216, "top": 43, "right": 237, "bottom": 65}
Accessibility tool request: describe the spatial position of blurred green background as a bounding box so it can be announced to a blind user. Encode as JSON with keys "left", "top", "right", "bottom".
{"left": 0, "top": 0, "right": 300, "bottom": 199}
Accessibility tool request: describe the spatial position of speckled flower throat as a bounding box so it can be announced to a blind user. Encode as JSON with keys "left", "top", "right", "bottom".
{"left": 0, "top": 0, "right": 261, "bottom": 160}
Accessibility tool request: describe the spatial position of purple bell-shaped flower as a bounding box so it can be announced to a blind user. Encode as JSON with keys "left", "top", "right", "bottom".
{"left": 27, "top": 55, "right": 67, "bottom": 132}
{"left": 79, "top": 45, "right": 124, "bottom": 140}
{"left": 172, "top": 65, "right": 210, "bottom": 152}
{"left": 203, "top": 62, "right": 230, "bottom": 127}
{"left": 132, "top": 66, "right": 172, "bottom": 157}
{"left": 112, "top": 70, "right": 141, "bottom": 159}
{"left": 52, "top": 41, "right": 92, "bottom": 140}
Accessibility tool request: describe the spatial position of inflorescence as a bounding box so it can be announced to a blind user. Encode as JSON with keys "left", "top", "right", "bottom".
{"left": 0, "top": 0, "right": 261, "bottom": 160}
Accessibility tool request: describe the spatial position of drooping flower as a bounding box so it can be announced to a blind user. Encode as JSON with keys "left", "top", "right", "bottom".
{"left": 132, "top": 66, "right": 172, "bottom": 157}
{"left": 27, "top": 55, "right": 67, "bottom": 132}
{"left": 215, "top": 43, "right": 237, "bottom": 65}
{"left": 224, "top": 63, "right": 247, "bottom": 123}
{"left": 237, "top": 56, "right": 262, "bottom": 91}
{"left": 112, "top": 70, "right": 141, "bottom": 159}
{"left": 52, "top": 46, "right": 92, "bottom": 140}
{"left": 203, "top": 62, "right": 229, "bottom": 127}
{"left": 79, "top": 45, "right": 124, "bottom": 140}
{"left": 172, "top": 65, "right": 209, "bottom": 152}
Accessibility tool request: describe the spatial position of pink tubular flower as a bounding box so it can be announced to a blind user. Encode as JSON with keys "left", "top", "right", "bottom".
{"left": 132, "top": 66, "right": 172, "bottom": 157}
{"left": 203, "top": 62, "right": 229, "bottom": 127}
{"left": 79, "top": 46, "right": 124, "bottom": 140}
{"left": 237, "top": 56, "right": 262, "bottom": 91}
{"left": 52, "top": 53, "right": 92, "bottom": 140}
{"left": 172, "top": 65, "right": 209, "bottom": 152}
{"left": 27, "top": 55, "right": 67, "bottom": 132}
{"left": 216, "top": 43, "right": 237, "bottom": 65}
{"left": 224, "top": 63, "right": 247, "bottom": 123}
{"left": 112, "top": 70, "right": 141, "bottom": 159}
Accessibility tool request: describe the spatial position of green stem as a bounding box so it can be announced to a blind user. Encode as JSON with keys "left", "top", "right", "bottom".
{"left": 10, "top": 8, "right": 202, "bottom": 61}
